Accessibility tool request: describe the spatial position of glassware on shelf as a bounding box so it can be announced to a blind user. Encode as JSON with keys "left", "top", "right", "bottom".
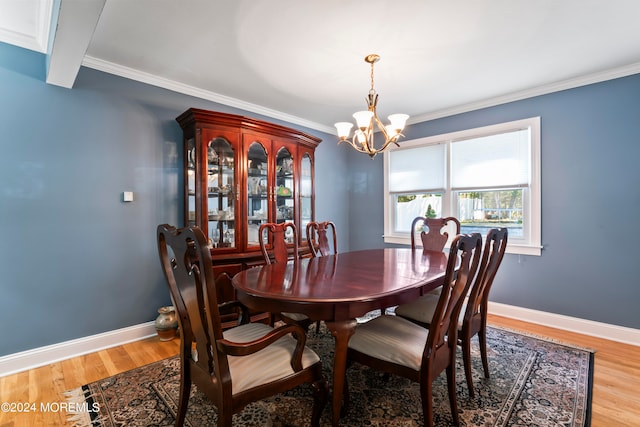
{"left": 211, "top": 229, "right": 220, "bottom": 248}
{"left": 248, "top": 224, "right": 259, "bottom": 245}
{"left": 285, "top": 226, "right": 294, "bottom": 243}
{"left": 207, "top": 145, "right": 218, "bottom": 163}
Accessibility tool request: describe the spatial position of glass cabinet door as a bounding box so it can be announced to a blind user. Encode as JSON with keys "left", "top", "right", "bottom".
{"left": 207, "top": 137, "right": 236, "bottom": 249}
{"left": 178, "top": 108, "right": 320, "bottom": 273}
{"left": 186, "top": 138, "right": 196, "bottom": 227}
{"left": 246, "top": 142, "right": 269, "bottom": 247}
{"left": 300, "top": 153, "right": 313, "bottom": 238}
{"left": 275, "top": 147, "right": 295, "bottom": 242}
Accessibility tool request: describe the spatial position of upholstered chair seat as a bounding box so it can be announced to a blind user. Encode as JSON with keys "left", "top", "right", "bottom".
{"left": 348, "top": 315, "right": 431, "bottom": 371}
{"left": 278, "top": 312, "right": 309, "bottom": 322}
{"left": 192, "top": 322, "right": 320, "bottom": 394}
{"left": 395, "top": 293, "right": 470, "bottom": 329}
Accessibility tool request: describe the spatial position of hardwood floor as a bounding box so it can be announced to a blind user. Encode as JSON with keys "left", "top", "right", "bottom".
{"left": 0, "top": 338, "right": 180, "bottom": 427}
{"left": 1, "top": 314, "right": 638, "bottom": 426}
{"left": 487, "top": 315, "right": 640, "bottom": 427}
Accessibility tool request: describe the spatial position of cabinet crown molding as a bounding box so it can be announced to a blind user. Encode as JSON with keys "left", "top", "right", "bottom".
{"left": 176, "top": 108, "right": 321, "bottom": 148}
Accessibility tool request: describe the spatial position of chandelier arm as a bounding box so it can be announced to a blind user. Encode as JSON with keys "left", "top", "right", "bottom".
{"left": 363, "top": 134, "right": 375, "bottom": 156}
{"left": 339, "top": 119, "right": 400, "bottom": 157}
{"left": 339, "top": 139, "right": 371, "bottom": 155}
{"left": 378, "top": 139, "right": 399, "bottom": 153}
{"left": 372, "top": 111, "right": 390, "bottom": 141}
{"left": 392, "top": 134, "right": 404, "bottom": 147}
{"left": 353, "top": 117, "right": 373, "bottom": 155}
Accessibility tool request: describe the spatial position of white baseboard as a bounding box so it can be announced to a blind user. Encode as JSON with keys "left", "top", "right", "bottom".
{"left": 2, "top": 305, "right": 639, "bottom": 378}
{"left": 0, "top": 322, "right": 157, "bottom": 378}
{"left": 488, "top": 302, "right": 640, "bottom": 347}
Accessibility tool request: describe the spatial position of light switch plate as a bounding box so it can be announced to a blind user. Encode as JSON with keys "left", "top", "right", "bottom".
{"left": 123, "top": 191, "right": 134, "bottom": 202}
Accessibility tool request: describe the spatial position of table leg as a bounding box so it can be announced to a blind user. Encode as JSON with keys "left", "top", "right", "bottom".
{"left": 325, "top": 319, "right": 357, "bottom": 427}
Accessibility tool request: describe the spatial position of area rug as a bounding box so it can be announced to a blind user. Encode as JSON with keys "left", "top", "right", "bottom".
{"left": 65, "top": 324, "right": 593, "bottom": 426}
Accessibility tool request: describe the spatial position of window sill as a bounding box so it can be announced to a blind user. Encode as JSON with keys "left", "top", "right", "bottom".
{"left": 383, "top": 236, "right": 542, "bottom": 256}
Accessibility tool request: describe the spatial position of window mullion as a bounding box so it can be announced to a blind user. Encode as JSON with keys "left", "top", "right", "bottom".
{"left": 443, "top": 140, "right": 454, "bottom": 217}
{"left": 389, "top": 188, "right": 446, "bottom": 196}
{"left": 452, "top": 183, "right": 529, "bottom": 192}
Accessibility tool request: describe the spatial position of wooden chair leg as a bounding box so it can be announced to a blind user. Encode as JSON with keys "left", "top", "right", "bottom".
{"left": 479, "top": 326, "right": 490, "bottom": 378}
{"left": 175, "top": 373, "right": 191, "bottom": 427}
{"left": 310, "top": 377, "right": 329, "bottom": 427}
{"left": 446, "top": 364, "right": 460, "bottom": 426}
{"left": 420, "top": 379, "right": 435, "bottom": 427}
{"left": 218, "top": 411, "right": 233, "bottom": 427}
{"left": 461, "top": 333, "right": 475, "bottom": 398}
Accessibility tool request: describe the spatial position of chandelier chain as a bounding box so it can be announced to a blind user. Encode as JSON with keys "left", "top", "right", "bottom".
{"left": 370, "top": 60, "right": 376, "bottom": 95}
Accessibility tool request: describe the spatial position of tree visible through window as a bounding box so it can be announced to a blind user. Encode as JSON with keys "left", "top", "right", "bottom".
{"left": 458, "top": 190, "right": 523, "bottom": 238}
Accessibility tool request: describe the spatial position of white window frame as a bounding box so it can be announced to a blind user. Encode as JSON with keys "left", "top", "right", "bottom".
{"left": 383, "top": 117, "right": 542, "bottom": 256}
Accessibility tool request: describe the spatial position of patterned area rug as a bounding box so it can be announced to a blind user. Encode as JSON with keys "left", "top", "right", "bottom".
{"left": 65, "top": 324, "right": 593, "bottom": 426}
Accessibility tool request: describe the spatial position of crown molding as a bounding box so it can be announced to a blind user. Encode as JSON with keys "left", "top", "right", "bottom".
{"left": 82, "top": 56, "right": 640, "bottom": 135}
{"left": 0, "top": 0, "right": 52, "bottom": 53}
{"left": 409, "top": 61, "right": 640, "bottom": 124}
{"left": 81, "top": 55, "right": 335, "bottom": 135}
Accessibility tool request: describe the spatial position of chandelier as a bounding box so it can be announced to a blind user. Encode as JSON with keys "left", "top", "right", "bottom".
{"left": 335, "top": 54, "right": 409, "bottom": 158}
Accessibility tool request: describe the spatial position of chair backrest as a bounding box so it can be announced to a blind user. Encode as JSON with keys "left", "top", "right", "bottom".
{"left": 411, "top": 216, "right": 461, "bottom": 252}
{"left": 259, "top": 222, "right": 298, "bottom": 264}
{"left": 306, "top": 221, "right": 337, "bottom": 257}
{"left": 463, "top": 228, "right": 508, "bottom": 324}
{"left": 424, "top": 233, "right": 482, "bottom": 364}
{"left": 157, "top": 224, "right": 227, "bottom": 383}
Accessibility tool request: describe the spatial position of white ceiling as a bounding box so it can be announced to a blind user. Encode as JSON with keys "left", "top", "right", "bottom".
{"left": 3, "top": 0, "right": 640, "bottom": 134}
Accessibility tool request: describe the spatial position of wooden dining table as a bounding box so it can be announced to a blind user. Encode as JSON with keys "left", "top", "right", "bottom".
{"left": 231, "top": 247, "right": 450, "bottom": 426}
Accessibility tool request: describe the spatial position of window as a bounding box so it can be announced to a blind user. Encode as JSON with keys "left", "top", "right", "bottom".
{"left": 384, "top": 117, "right": 541, "bottom": 256}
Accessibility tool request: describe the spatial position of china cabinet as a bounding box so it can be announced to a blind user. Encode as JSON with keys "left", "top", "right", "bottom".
{"left": 176, "top": 108, "right": 321, "bottom": 320}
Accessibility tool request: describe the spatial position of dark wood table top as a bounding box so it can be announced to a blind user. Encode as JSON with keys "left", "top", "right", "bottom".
{"left": 233, "top": 248, "right": 449, "bottom": 315}
{"left": 231, "top": 247, "right": 450, "bottom": 426}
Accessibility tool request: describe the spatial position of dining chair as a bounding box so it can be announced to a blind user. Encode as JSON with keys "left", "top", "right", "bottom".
{"left": 306, "top": 221, "right": 337, "bottom": 256}
{"left": 259, "top": 222, "right": 299, "bottom": 264}
{"left": 345, "top": 233, "right": 482, "bottom": 427}
{"left": 395, "top": 228, "right": 508, "bottom": 397}
{"left": 259, "top": 222, "right": 313, "bottom": 330}
{"left": 306, "top": 221, "right": 338, "bottom": 332}
{"left": 386, "top": 216, "right": 461, "bottom": 316}
{"left": 411, "top": 216, "right": 461, "bottom": 252}
{"left": 157, "top": 224, "right": 328, "bottom": 427}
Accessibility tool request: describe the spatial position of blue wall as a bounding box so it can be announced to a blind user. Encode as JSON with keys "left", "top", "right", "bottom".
{"left": 348, "top": 74, "right": 640, "bottom": 330}
{"left": 0, "top": 42, "right": 344, "bottom": 356}
{"left": 2, "top": 39, "right": 639, "bottom": 357}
